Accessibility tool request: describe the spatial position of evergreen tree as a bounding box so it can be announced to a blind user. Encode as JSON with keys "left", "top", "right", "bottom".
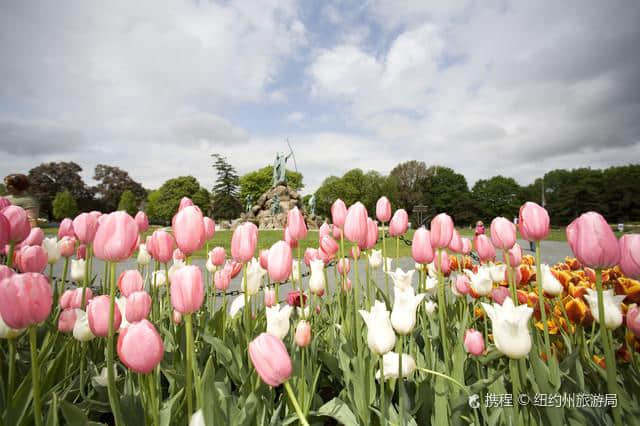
{"left": 211, "top": 154, "right": 241, "bottom": 220}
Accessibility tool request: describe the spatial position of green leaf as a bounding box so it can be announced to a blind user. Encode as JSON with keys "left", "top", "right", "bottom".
{"left": 60, "top": 400, "right": 89, "bottom": 425}
{"left": 316, "top": 397, "right": 358, "bottom": 425}
{"left": 45, "top": 392, "right": 58, "bottom": 426}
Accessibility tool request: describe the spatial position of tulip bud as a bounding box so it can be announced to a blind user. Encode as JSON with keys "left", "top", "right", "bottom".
{"left": 93, "top": 212, "right": 138, "bottom": 262}
{"left": 567, "top": 212, "right": 620, "bottom": 268}
{"left": 170, "top": 265, "right": 204, "bottom": 314}
{"left": 295, "top": 320, "right": 312, "bottom": 347}
{"left": 287, "top": 207, "right": 307, "bottom": 241}
{"left": 411, "top": 227, "right": 434, "bottom": 264}
{"left": 319, "top": 222, "right": 331, "bottom": 240}
{"left": 17, "top": 245, "right": 48, "bottom": 273}
{"left": 389, "top": 209, "right": 409, "bottom": 237}
{"left": 172, "top": 206, "right": 205, "bottom": 256}
{"left": 60, "top": 287, "right": 93, "bottom": 309}
{"left": 455, "top": 274, "right": 471, "bottom": 295}
{"left": 172, "top": 310, "right": 182, "bottom": 324}
{"left": 117, "top": 319, "right": 163, "bottom": 373}
{"left": 620, "top": 234, "right": 640, "bottom": 279}
{"left": 518, "top": 202, "right": 550, "bottom": 242}
{"left": 376, "top": 196, "right": 392, "bottom": 223}
{"left": 203, "top": 217, "right": 215, "bottom": 241}
{"left": 490, "top": 217, "right": 516, "bottom": 250}
{"left": 173, "top": 248, "right": 186, "bottom": 261}
{"left": 58, "top": 308, "right": 77, "bottom": 333}
{"left": 118, "top": 270, "right": 144, "bottom": 297}
{"left": 331, "top": 199, "right": 347, "bottom": 228}
{"left": 448, "top": 230, "right": 464, "bottom": 254}
{"left": 507, "top": 243, "right": 522, "bottom": 267}
{"left": 0, "top": 273, "right": 52, "bottom": 329}
{"left": 134, "top": 211, "right": 149, "bottom": 233}
{"left": 59, "top": 236, "right": 76, "bottom": 258}
{"left": 249, "top": 332, "right": 293, "bottom": 386}
{"left": 463, "top": 329, "right": 485, "bottom": 356}
{"left": 359, "top": 301, "right": 396, "bottom": 355}
{"left": 179, "top": 197, "right": 194, "bottom": 210}
{"left": 231, "top": 222, "right": 258, "bottom": 263}
{"left": 149, "top": 230, "right": 175, "bottom": 263}
{"left": 87, "top": 295, "right": 121, "bottom": 337}
{"left": 214, "top": 269, "right": 231, "bottom": 291}
{"left": 267, "top": 241, "right": 292, "bottom": 283}
{"left": 491, "top": 286, "right": 510, "bottom": 305}
{"left": 57, "top": 218, "right": 75, "bottom": 239}
{"left": 284, "top": 227, "right": 298, "bottom": 249}
{"left": 72, "top": 213, "right": 99, "bottom": 244}
{"left": 337, "top": 258, "right": 350, "bottom": 276}
{"left": 125, "top": 291, "right": 152, "bottom": 322}
{"left": 627, "top": 304, "right": 640, "bottom": 338}
{"left": 475, "top": 235, "right": 496, "bottom": 263}
{"left": 264, "top": 288, "right": 276, "bottom": 307}
{"left": 2, "top": 206, "right": 31, "bottom": 243}
{"left": 72, "top": 309, "right": 95, "bottom": 342}
{"left": 70, "top": 259, "right": 86, "bottom": 282}
{"left": 76, "top": 244, "right": 87, "bottom": 260}
{"left": 210, "top": 246, "right": 226, "bottom": 266}
{"left": 344, "top": 202, "right": 368, "bottom": 247}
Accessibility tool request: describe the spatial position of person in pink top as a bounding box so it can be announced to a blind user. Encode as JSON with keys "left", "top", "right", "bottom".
{"left": 474, "top": 221, "right": 485, "bottom": 236}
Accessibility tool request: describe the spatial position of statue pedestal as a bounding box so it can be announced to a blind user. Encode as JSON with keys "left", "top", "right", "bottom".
{"left": 242, "top": 184, "right": 320, "bottom": 229}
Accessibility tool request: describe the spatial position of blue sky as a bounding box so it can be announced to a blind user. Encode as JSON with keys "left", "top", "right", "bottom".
{"left": 1, "top": 0, "right": 639, "bottom": 194}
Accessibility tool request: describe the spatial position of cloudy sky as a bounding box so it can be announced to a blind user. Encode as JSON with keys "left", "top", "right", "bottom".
{"left": 1, "top": 0, "right": 639, "bottom": 194}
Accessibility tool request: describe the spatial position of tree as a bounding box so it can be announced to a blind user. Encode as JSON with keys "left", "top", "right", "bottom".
{"left": 388, "top": 160, "right": 429, "bottom": 215}
{"left": 52, "top": 190, "right": 79, "bottom": 220}
{"left": 471, "top": 176, "right": 523, "bottom": 222}
{"left": 192, "top": 187, "right": 211, "bottom": 215}
{"left": 118, "top": 190, "right": 138, "bottom": 216}
{"left": 0, "top": 183, "right": 6, "bottom": 195}
{"left": 28, "top": 162, "right": 93, "bottom": 219}
{"left": 211, "top": 154, "right": 242, "bottom": 220}
{"left": 240, "top": 166, "right": 303, "bottom": 203}
{"left": 93, "top": 164, "right": 146, "bottom": 212}
{"left": 419, "top": 166, "right": 474, "bottom": 225}
{"left": 145, "top": 176, "right": 207, "bottom": 224}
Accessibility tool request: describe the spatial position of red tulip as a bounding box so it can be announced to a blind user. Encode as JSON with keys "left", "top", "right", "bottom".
{"left": 620, "top": 235, "right": 640, "bottom": 278}
{"left": 411, "top": 227, "right": 434, "bottom": 264}
{"left": 58, "top": 308, "right": 77, "bottom": 333}
{"left": 172, "top": 206, "right": 205, "bottom": 256}
{"left": 267, "top": 241, "right": 292, "bottom": 283}
{"left": 170, "top": 265, "right": 204, "bottom": 314}
{"left": 87, "top": 295, "right": 121, "bottom": 337}
{"left": 364, "top": 218, "right": 378, "bottom": 250}
{"left": 179, "top": 197, "right": 194, "bottom": 210}
{"left": 490, "top": 217, "right": 516, "bottom": 250}
{"left": 203, "top": 217, "right": 215, "bottom": 240}
{"left": 249, "top": 332, "right": 292, "bottom": 387}
{"left": 430, "top": 213, "right": 454, "bottom": 249}
{"left": 1, "top": 205, "right": 31, "bottom": 243}
{"left": 17, "top": 245, "right": 47, "bottom": 273}
{"left": 287, "top": 207, "right": 307, "bottom": 241}
{"left": 93, "top": 212, "right": 139, "bottom": 262}
{"left": 518, "top": 202, "right": 550, "bottom": 241}
{"left": 344, "top": 202, "right": 368, "bottom": 247}
{"left": 231, "top": 222, "right": 258, "bottom": 263}
{"left": 0, "top": 273, "right": 52, "bottom": 328}
{"left": 134, "top": 211, "right": 149, "bottom": 233}
{"left": 118, "top": 270, "right": 144, "bottom": 297}
{"left": 376, "top": 196, "right": 392, "bottom": 223}
{"left": 125, "top": 291, "right": 151, "bottom": 322}
{"left": 214, "top": 269, "right": 231, "bottom": 291}
{"left": 117, "top": 319, "right": 163, "bottom": 373}
{"left": 225, "top": 260, "right": 243, "bottom": 278}
{"left": 149, "top": 230, "right": 175, "bottom": 263}
{"left": 566, "top": 212, "right": 620, "bottom": 268}
{"left": 57, "top": 218, "right": 75, "bottom": 239}
{"left": 287, "top": 290, "right": 307, "bottom": 307}
{"left": 73, "top": 213, "right": 99, "bottom": 244}
{"left": 331, "top": 199, "right": 347, "bottom": 228}
{"left": 389, "top": 209, "right": 409, "bottom": 237}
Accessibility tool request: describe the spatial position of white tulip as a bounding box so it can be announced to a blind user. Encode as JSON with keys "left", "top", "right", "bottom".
{"left": 70, "top": 259, "right": 86, "bottom": 283}
{"left": 414, "top": 262, "right": 427, "bottom": 272}
{"left": 424, "top": 276, "right": 438, "bottom": 294}
{"left": 308, "top": 259, "right": 326, "bottom": 295}
{"left": 42, "top": 237, "right": 61, "bottom": 265}
{"left": 0, "top": 313, "right": 25, "bottom": 339}
{"left": 386, "top": 268, "right": 415, "bottom": 291}
{"left": 290, "top": 260, "right": 302, "bottom": 283}
{"left": 391, "top": 286, "right": 426, "bottom": 335}
{"left": 376, "top": 352, "right": 416, "bottom": 380}
{"left": 424, "top": 300, "right": 437, "bottom": 315}
{"left": 583, "top": 288, "right": 625, "bottom": 329}
{"left": 488, "top": 263, "right": 506, "bottom": 283}
{"left": 465, "top": 267, "right": 493, "bottom": 296}
{"left": 383, "top": 257, "right": 393, "bottom": 271}
{"left": 482, "top": 297, "right": 533, "bottom": 359}
{"left": 152, "top": 270, "right": 167, "bottom": 288}
{"left": 229, "top": 295, "right": 245, "bottom": 318}
{"left": 189, "top": 410, "right": 205, "bottom": 426}
{"left": 540, "top": 264, "right": 563, "bottom": 297}
{"left": 359, "top": 301, "right": 396, "bottom": 355}
{"left": 205, "top": 256, "right": 216, "bottom": 273}
{"left": 73, "top": 309, "right": 95, "bottom": 342}
{"left": 242, "top": 258, "right": 265, "bottom": 296}
{"left": 116, "top": 297, "right": 129, "bottom": 330}
{"left": 136, "top": 244, "right": 151, "bottom": 266}
{"left": 266, "top": 304, "right": 293, "bottom": 340}
{"left": 296, "top": 306, "right": 311, "bottom": 319}
{"left": 369, "top": 249, "right": 383, "bottom": 269}
{"left": 92, "top": 366, "right": 117, "bottom": 388}
{"left": 427, "top": 262, "right": 438, "bottom": 278}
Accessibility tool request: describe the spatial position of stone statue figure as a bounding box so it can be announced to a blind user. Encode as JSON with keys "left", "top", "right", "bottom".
{"left": 308, "top": 194, "right": 316, "bottom": 216}
{"left": 272, "top": 151, "right": 293, "bottom": 187}
{"left": 270, "top": 194, "right": 281, "bottom": 215}
{"left": 245, "top": 194, "right": 253, "bottom": 213}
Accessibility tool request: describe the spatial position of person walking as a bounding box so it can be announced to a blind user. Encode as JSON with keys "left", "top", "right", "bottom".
{"left": 4, "top": 173, "right": 40, "bottom": 227}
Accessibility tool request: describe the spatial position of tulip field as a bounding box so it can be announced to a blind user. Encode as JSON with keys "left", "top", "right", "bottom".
{"left": 1, "top": 196, "right": 640, "bottom": 426}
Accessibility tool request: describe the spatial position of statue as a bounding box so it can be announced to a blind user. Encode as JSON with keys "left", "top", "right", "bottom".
{"left": 308, "top": 193, "right": 316, "bottom": 216}
{"left": 270, "top": 194, "right": 281, "bottom": 215}
{"left": 245, "top": 194, "right": 253, "bottom": 213}
{"left": 272, "top": 150, "right": 294, "bottom": 187}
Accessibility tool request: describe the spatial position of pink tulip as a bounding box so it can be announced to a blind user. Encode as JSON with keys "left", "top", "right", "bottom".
{"left": 287, "top": 207, "right": 307, "bottom": 241}
{"left": 125, "top": 291, "right": 152, "bottom": 322}
{"left": 463, "top": 329, "right": 485, "bottom": 356}
{"left": 179, "top": 197, "right": 194, "bottom": 210}
{"left": 264, "top": 288, "right": 276, "bottom": 307}
{"left": 319, "top": 223, "right": 331, "bottom": 240}
{"left": 172, "top": 206, "right": 205, "bottom": 256}
{"left": 93, "top": 212, "right": 139, "bottom": 262}
{"left": 376, "top": 196, "right": 392, "bottom": 223}
{"left": 566, "top": 212, "right": 620, "bottom": 268}
{"left": 149, "top": 230, "right": 175, "bottom": 263}
{"left": 332, "top": 224, "right": 342, "bottom": 240}
{"left": 134, "top": 211, "right": 149, "bottom": 233}
{"left": 87, "top": 295, "right": 121, "bottom": 337}
{"left": 337, "top": 258, "right": 350, "bottom": 276}
{"left": 507, "top": 244, "right": 522, "bottom": 267}
{"left": 284, "top": 227, "right": 298, "bottom": 249}
{"left": 475, "top": 235, "right": 496, "bottom": 263}
{"left": 249, "top": 332, "right": 293, "bottom": 387}
{"left": 173, "top": 248, "right": 186, "bottom": 261}
{"left": 225, "top": 260, "right": 243, "bottom": 279}
{"left": 170, "top": 265, "right": 204, "bottom": 314}
{"left": 455, "top": 274, "right": 471, "bottom": 295}
{"left": 303, "top": 248, "right": 318, "bottom": 267}
{"left": 430, "top": 213, "right": 454, "bottom": 248}
{"left": 231, "top": 222, "right": 258, "bottom": 263}
{"left": 389, "top": 209, "right": 409, "bottom": 237}
{"left": 118, "top": 270, "right": 144, "bottom": 297}
{"left": 435, "top": 251, "right": 451, "bottom": 275}
{"left": 214, "top": 268, "right": 231, "bottom": 291}
{"left": 203, "top": 217, "right": 215, "bottom": 240}
{"left": 331, "top": 199, "right": 347, "bottom": 228}
{"left": 490, "top": 217, "right": 516, "bottom": 250}
{"left": 0, "top": 197, "right": 11, "bottom": 209}
{"left": 267, "top": 241, "right": 292, "bottom": 283}
{"left": 59, "top": 236, "right": 76, "bottom": 257}
{"left": 342, "top": 278, "right": 352, "bottom": 292}
{"left": 0, "top": 273, "right": 52, "bottom": 328}
{"left": 491, "top": 286, "right": 511, "bottom": 305}
{"left": 2, "top": 205, "right": 31, "bottom": 243}
{"left": 627, "top": 305, "right": 640, "bottom": 338}
{"left": 59, "top": 287, "right": 94, "bottom": 309}
{"left": 319, "top": 235, "right": 339, "bottom": 256}
{"left": 15, "top": 227, "right": 45, "bottom": 250}
{"left": 448, "top": 230, "right": 464, "bottom": 254}
{"left": 344, "top": 202, "right": 368, "bottom": 247}
{"left": 412, "top": 227, "right": 434, "bottom": 264}
{"left": 172, "top": 310, "right": 182, "bottom": 324}
{"left": 117, "top": 319, "right": 164, "bottom": 373}
{"left": 364, "top": 218, "right": 378, "bottom": 250}
{"left": 73, "top": 213, "right": 100, "bottom": 244}
{"left": 210, "top": 247, "right": 226, "bottom": 266}
{"left": 17, "top": 245, "right": 47, "bottom": 273}
{"left": 0, "top": 214, "right": 8, "bottom": 248}
{"left": 619, "top": 234, "right": 640, "bottom": 279}
{"left": 461, "top": 238, "right": 472, "bottom": 255}
{"left": 351, "top": 246, "right": 361, "bottom": 259}
{"left": 76, "top": 244, "right": 87, "bottom": 260}
{"left": 58, "top": 308, "right": 77, "bottom": 333}
{"left": 518, "top": 202, "right": 550, "bottom": 241}
{"left": 295, "top": 320, "right": 312, "bottom": 347}
{"left": 317, "top": 247, "right": 332, "bottom": 265}
{"left": 0, "top": 265, "right": 14, "bottom": 281}
{"left": 57, "top": 218, "right": 75, "bottom": 239}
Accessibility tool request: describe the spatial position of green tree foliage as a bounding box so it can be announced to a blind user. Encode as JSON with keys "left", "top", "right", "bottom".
{"left": 388, "top": 160, "right": 429, "bottom": 217}
{"left": 117, "top": 190, "right": 138, "bottom": 216}
{"left": 240, "top": 166, "right": 303, "bottom": 202}
{"left": 601, "top": 165, "right": 640, "bottom": 222}
{"left": 52, "top": 190, "right": 79, "bottom": 220}
{"left": 211, "top": 154, "right": 242, "bottom": 220}
{"left": 93, "top": 164, "right": 146, "bottom": 212}
{"left": 471, "top": 176, "right": 523, "bottom": 223}
{"left": 145, "top": 176, "right": 208, "bottom": 224}
{"left": 28, "top": 162, "right": 94, "bottom": 219}
{"left": 420, "top": 166, "right": 474, "bottom": 226}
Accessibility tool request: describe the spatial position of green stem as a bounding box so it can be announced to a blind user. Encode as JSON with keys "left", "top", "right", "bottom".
{"left": 243, "top": 264, "right": 250, "bottom": 343}
{"left": 284, "top": 381, "right": 310, "bottom": 426}
{"left": 595, "top": 268, "right": 622, "bottom": 426}
{"left": 60, "top": 257, "right": 69, "bottom": 306}
{"left": 395, "top": 236, "right": 399, "bottom": 261}
{"left": 6, "top": 242, "right": 14, "bottom": 267}
{"left": 503, "top": 249, "right": 517, "bottom": 303}
{"left": 509, "top": 359, "right": 522, "bottom": 426}
{"left": 436, "top": 249, "right": 450, "bottom": 373}
{"left": 300, "top": 346, "right": 305, "bottom": 414}
{"left": 185, "top": 313, "right": 194, "bottom": 421}
{"left": 382, "top": 224, "right": 389, "bottom": 298}
{"left": 29, "top": 327, "right": 42, "bottom": 426}
{"left": 380, "top": 356, "right": 386, "bottom": 426}
{"left": 535, "top": 242, "right": 552, "bottom": 364}
{"left": 7, "top": 339, "right": 16, "bottom": 405}
{"left": 416, "top": 367, "right": 469, "bottom": 394}
{"left": 81, "top": 245, "right": 92, "bottom": 310}
{"left": 353, "top": 244, "right": 361, "bottom": 360}
{"left": 399, "top": 336, "right": 405, "bottom": 425}
{"left": 107, "top": 262, "right": 124, "bottom": 426}
{"left": 147, "top": 373, "right": 159, "bottom": 426}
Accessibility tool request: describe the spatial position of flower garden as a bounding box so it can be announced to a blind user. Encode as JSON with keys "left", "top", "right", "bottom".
{"left": 1, "top": 195, "right": 639, "bottom": 426}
